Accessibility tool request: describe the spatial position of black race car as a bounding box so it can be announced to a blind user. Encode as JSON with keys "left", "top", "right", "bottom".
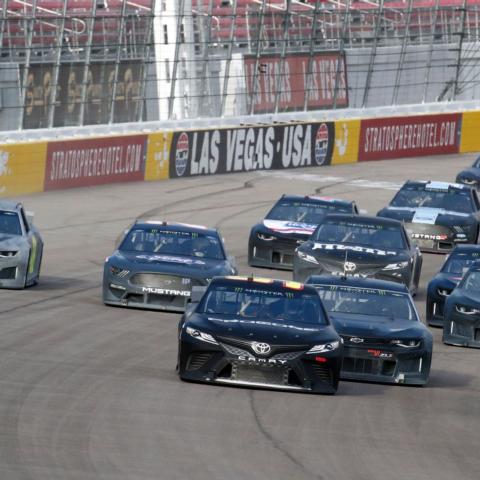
{"left": 293, "top": 214, "right": 422, "bottom": 294}
{"left": 103, "top": 221, "right": 237, "bottom": 312}
{"left": 443, "top": 261, "right": 480, "bottom": 348}
{"left": 307, "top": 276, "right": 432, "bottom": 385}
{"left": 426, "top": 245, "right": 480, "bottom": 327}
{"left": 248, "top": 195, "right": 358, "bottom": 270}
{"left": 177, "top": 276, "right": 343, "bottom": 394}
{"left": 377, "top": 180, "right": 480, "bottom": 253}
{"left": 456, "top": 155, "right": 480, "bottom": 189}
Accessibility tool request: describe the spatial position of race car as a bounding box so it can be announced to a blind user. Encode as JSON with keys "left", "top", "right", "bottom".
{"left": 377, "top": 180, "right": 480, "bottom": 253}
{"left": 293, "top": 214, "right": 422, "bottom": 294}
{"left": 177, "top": 276, "right": 343, "bottom": 394}
{"left": 426, "top": 245, "right": 480, "bottom": 327}
{"left": 456, "top": 155, "right": 480, "bottom": 189}
{"left": 248, "top": 195, "right": 358, "bottom": 270}
{"left": 0, "top": 200, "right": 43, "bottom": 289}
{"left": 103, "top": 221, "right": 237, "bottom": 312}
{"left": 443, "top": 261, "right": 480, "bottom": 348}
{"left": 307, "top": 275, "right": 432, "bottom": 385}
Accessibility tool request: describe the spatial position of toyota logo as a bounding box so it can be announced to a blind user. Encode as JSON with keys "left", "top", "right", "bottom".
{"left": 350, "top": 337, "right": 364, "bottom": 344}
{"left": 252, "top": 342, "right": 271, "bottom": 355}
{"left": 344, "top": 262, "right": 357, "bottom": 273}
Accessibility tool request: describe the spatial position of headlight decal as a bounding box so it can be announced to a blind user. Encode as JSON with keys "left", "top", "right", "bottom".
{"left": 186, "top": 326, "right": 219, "bottom": 345}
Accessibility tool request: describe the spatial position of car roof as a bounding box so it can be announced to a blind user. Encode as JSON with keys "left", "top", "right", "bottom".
{"left": 278, "top": 194, "right": 353, "bottom": 207}
{"left": 323, "top": 213, "right": 402, "bottom": 227}
{"left": 402, "top": 180, "right": 469, "bottom": 192}
{"left": 133, "top": 221, "right": 218, "bottom": 235}
{"left": 209, "top": 276, "right": 317, "bottom": 294}
{"left": 450, "top": 244, "right": 480, "bottom": 254}
{"left": 0, "top": 200, "right": 21, "bottom": 212}
{"left": 306, "top": 275, "right": 409, "bottom": 294}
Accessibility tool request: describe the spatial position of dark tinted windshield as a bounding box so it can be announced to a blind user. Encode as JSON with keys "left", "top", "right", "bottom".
{"left": 460, "top": 270, "right": 480, "bottom": 292}
{"left": 0, "top": 210, "right": 22, "bottom": 236}
{"left": 391, "top": 184, "right": 473, "bottom": 213}
{"left": 313, "top": 219, "right": 405, "bottom": 250}
{"left": 200, "top": 284, "right": 326, "bottom": 325}
{"left": 442, "top": 252, "right": 480, "bottom": 274}
{"left": 266, "top": 199, "right": 351, "bottom": 224}
{"left": 120, "top": 227, "right": 224, "bottom": 260}
{"left": 315, "top": 285, "right": 418, "bottom": 321}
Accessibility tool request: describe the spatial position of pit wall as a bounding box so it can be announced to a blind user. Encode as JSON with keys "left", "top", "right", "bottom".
{"left": 1, "top": 110, "right": 479, "bottom": 198}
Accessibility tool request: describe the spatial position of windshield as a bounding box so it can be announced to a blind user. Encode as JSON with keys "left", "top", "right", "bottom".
{"left": 390, "top": 185, "right": 473, "bottom": 213}
{"left": 315, "top": 285, "right": 418, "bottom": 321}
{"left": 120, "top": 227, "right": 225, "bottom": 260}
{"left": 0, "top": 210, "right": 22, "bottom": 236}
{"left": 442, "top": 252, "right": 480, "bottom": 275}
{"left": 313, "top": 220, "right": 405, "bottom": 250}
{"left": 266, "top": 199, "right": 351, "bottom": 224}
{"left": 200, "top": 284, "right": 327, "bottom": 325}
{"left": 460, "top": 270, "right": 480, "bottom": 292}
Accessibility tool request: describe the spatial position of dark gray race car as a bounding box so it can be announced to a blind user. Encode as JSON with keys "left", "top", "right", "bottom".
{"left": 0, "top": 200, "right": 43, "bottom": 289}
{"left": 456, "top": 155, "right": 480, "bottom": 189}
{"left": 103, "top": 221, "right": 237, "bottom": 312}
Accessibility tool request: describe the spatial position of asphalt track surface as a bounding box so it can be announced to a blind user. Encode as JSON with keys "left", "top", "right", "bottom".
{"left": 2, "top": 154, "right": 480, "bottom": 480}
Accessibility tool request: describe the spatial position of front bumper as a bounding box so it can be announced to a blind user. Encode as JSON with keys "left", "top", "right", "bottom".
{"left": 340, "top": 343, "right": 431, "bottom": 385}
{"left": 443, "top": 311, "right": 480, "bottom": 348}
{"left": 248, "top": 236, "right": 303, "bottom": 271}
{"left": 405, "top": 223, "right": 473, "bottom": 253}
{"left": 0, "top": 255, "right": 28, "bottom": 289}
{"left": 178, "top": 336, "right": 342, "bottom": 394}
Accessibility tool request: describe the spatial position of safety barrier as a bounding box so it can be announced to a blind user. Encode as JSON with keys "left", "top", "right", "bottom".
{"left": 1, "top": 109, "right": 479, "bottom": 198}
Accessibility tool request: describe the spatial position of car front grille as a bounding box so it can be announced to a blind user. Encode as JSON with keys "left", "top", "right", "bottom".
{"left": 341, "top": 335, "right": 392, "bottom": 347}
{"left": 0, "top": 267, "right": 17, "bottom": 280}
{"left": 342, "top": 357, "right": 396, "bottom": 377}
{"left": 232, "top": 363, "right": 288, "bottom": 386}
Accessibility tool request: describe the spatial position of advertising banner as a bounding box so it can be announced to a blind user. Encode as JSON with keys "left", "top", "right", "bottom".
{"left": 460, "top": 111, "right": 480, "bottom": 153}
{"left": 169, "top": 123, "right": 335, "bottom": 178}
{"left": 358, "top": 113, "right": 462, "bottom": 161}
{"left": 331, "top": 119, "right": 361, "bottom": 165}
{"left": 0, "top": 142, "right": 47, "bottom": 197}
{"left": 44, "top": 135, "right": 147, "bottom": 191}
{"left": 145, "top": 132, "right": 173, "bottom": 181}
{"left": 244, "top": 52, "right": 348, "bottom": 113}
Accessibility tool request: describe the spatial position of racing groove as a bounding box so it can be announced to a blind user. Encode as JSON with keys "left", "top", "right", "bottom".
{"left": 1, "top": 154, "right": 480, "bottom": 480}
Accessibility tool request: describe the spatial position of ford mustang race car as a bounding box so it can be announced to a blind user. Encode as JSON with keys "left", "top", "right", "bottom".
{"left": 248, "top": 195, "right": 358, "bottom": 270}
{"left": 177, "top": 276, "right": 343, "bottom": 394}
{"left": 456, "top": 155, "right": 480, "bottom": 189}
{"left": 0, "top": 200, "right": 43, "bottom": 289}
{"left": 293, "top": 214, "right": 422, "bottom": 294}
{"left": 426, "top": 245, "right": 480, "bottom": 327}
{"left": 307, "top": 276, "right": 432, "bottom": 385}
{"left": 377, "top": 180, "right": 480, "bottom": 253}
{"left": 103, "top": 221, "right": 237, "bottom": 312}
{"left": 443, "top": 261, "right": 480, "bottom": 348}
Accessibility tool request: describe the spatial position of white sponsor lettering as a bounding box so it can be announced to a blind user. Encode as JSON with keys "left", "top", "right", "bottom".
{"left": 142, "top": 287, "right": 190, "bottom": 296}
{"left": 263, "top": 220, "right": 317, "bottom": 235}
{"left": 312, "top": 243, "right": 397, "bottom": 256}
{"left": 238, "top": 355, "right": 288, "bottom": 365}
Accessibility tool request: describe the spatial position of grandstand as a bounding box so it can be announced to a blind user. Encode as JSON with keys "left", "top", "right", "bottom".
{"left": 0, "top": 0, "right": 480, "bottom": 129}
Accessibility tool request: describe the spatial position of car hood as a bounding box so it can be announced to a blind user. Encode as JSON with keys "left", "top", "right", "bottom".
{"left": 261, "top": 219, "right": 318, "bottom": 237}
{"left": 329, "top": 313, "right": 425, "bottom": 339}
{"left": 430, "top": 272, "right": 463, "bottom": 289}
{"left": 0, "top": 233, "right": 27, "bottom": 249}
{"left": 190, "top": 314, "right": 337, "bottom": 344}
{"left": 110, "top": 251, "right": 230, "bottom": 276}
{"left": 379, "top": 206, "right": 473, "bottom": 225}
{"left": 449, "top": 288, "right": 480, "bottom": 306}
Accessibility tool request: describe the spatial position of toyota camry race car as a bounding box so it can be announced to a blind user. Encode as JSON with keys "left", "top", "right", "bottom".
{"left": 426, "top": 245, "right": 480, "bottom": 327}
{"left": 177, "top": 276, "right": 343, "bottom": 394}
{"left": 377, "top": 181, "right": 480, "bottom": 253}
{"left": 248, "top": 195, "right": 358, "bottom": 270}
{"left": 103, "top": 221, "right": 237, "bottom": 311}
{"left": 456, "top": 155, "right": 480, "bottom": 189}
{"left": 307, "top": 276, "right": 432, "bottom": 385}
{"left": 293, "top": 214, "right": 422, "bottom": 294}
{"left": 443, "top": 261, "right": 480, "bottom": 348}
{"left": 0, "top": 201, "right": 43, "bottom": 289}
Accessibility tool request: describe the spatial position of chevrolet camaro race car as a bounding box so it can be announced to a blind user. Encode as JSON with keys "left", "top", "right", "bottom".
{"left": 293, "top": 214, "right": 422, "bottom": 294}
{"left": 0, "top": 201, "right": 43, "bottom": 289}
{"left": 248, "top": 195, "right": 358, "bottom": 270}
{"left": 456, "top": 155, "right": 480, "bottom": 189}
{"left": 377, "top": 181, "right": 480, "bottom": 253}
{"left": 177, "top": 276, "right": 343, "bottom": 394}
{"left": 426, "top": 245, "right": 480, "bottom": 327}
{"left": 103, "top": 221, "right": 237, "bottom": 312}
{"left": 443, "top": 261, "right": 480, "bottom": 348}
{"left": 307, "top": 276, "right": 432, "bottom": 385}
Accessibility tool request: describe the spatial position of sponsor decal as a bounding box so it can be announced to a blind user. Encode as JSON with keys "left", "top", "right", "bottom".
{"left": 312, "top": 243, "right": 397, "bottom": 256}
{"left": 208, "top": 317, "right": 320, "bottom": 332}
{"left": 412, "top": 208, "right": 441, "bottom": 225}
{"left": 169, "top": 123, "right": 335, "bottom": 178}
{"left": 135, "top": 254, "right": 206, "bottom": 265}
{"left": 359, "top": 113, "right": 461, "bottom": 161}
{"left": 44, "top": 135, "right": 147, "bottom": 190}
{"left": 368, "top": 349, "right": 393, "bottom": 359}
{"left": 332, "top": 119, "right": 361, "bottom": 165}
{"left": 141, "top": 286, "right": 190, "bottom": 296}
{"left": 344, "top": 262, "right": 357, "bottom": 273}
{"left": 244, "top": 52, "right": 348, "bottom": 113}
{"left": 263, "top": 220, "right": 317, "bottom": 235}
{"left": 349, "top": 337, "right": 364, "bottom": 344}
{"left": 410, "top": 233, "right": 449, "bottom": 241}
{"left": 252, "top": 342, "right": 271, "bottom": 356}
{"left": 237, "top": 355, "right": 287, "bottom": 366}
{"left": 145, "top": 132, "right": 172, "bottom": 181}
